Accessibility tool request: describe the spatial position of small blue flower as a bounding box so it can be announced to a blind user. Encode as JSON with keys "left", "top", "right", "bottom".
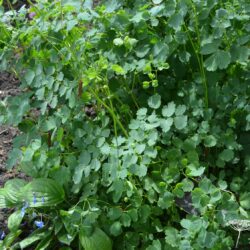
{"left": 21, "top": 201, "right": 29, "bottom": 217}
{"left": 21, "top": 207, "right": 26, "bottom": 217}
{"left": 0, "top": 231, "right": 5, "bottom": 240}
{"left": 41, "top": 196, "right": 45, "bottom": 203}
{"left": 24, "top": 201, "right": 29, "bottom": 208}
{"left": 33, "top": 192, "right": 37, "bottom": 205}
{"left": 34, "top": 220, "right": 44, "bottom": 228}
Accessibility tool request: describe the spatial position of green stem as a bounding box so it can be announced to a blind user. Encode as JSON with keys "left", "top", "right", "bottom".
{"left": 89, "top": 88, "right": 128, "bottom": 138}
{"left": 235, "top": 230, "right": 241, "bottom": 248}
{"left": 184, "top": 2, "right": 209, "bottom": 108}
{"left": 130, "top": 73, "right": 139, "bottom": 109}
{"left": 27, "top": 0, "right": 42, "bottom": 15}
{"left": 106, "top": 86, "right": 118, "bottom": 139}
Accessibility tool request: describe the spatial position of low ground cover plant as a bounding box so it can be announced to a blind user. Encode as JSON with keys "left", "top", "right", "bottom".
{"left": 0, "top": 0, "right": 250, "bottom": 249}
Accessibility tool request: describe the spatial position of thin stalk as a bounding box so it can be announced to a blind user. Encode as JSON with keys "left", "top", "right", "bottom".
{"left": 184, "top": 2, "right": 209, "bottom": 108}
{"left": 235, "top": 230, "right": 241, "bottom": 248}
{"left": 60, "top": 0, "right": 64, "bottom": 27}
{"left": 89, "top": 88, "right": 128, "bottom": 138}
{"left": 6, "top": 0, "right": 18, "bottom": 27}
{"left": 106, "top": 86, "right": 118, "bottom": 137}
{"left": 6, "top": 0, "right": 14, "bottom": 12}
{"left": 26, "top": 0, "right": 42, "bottom": 15}
{"left": 130, "top": 73, "right": 139, "bottom": 109}
{"left": 184, "top": 25, "right": 208, "bottom": 108}
{"left": 0, "top": 39, "right": 16, "bottom": 48}
{"left": 105, "top": 86, "right": 121, "bottom": 170}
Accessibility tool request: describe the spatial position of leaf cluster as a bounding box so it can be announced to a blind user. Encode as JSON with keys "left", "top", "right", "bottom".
{"left": 0, "top": 0, "right": 249, "bottom": 249}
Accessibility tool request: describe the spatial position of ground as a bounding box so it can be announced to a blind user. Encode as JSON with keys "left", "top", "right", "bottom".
{"left": 0, "top": 72, "right": 24, "bottom": 232}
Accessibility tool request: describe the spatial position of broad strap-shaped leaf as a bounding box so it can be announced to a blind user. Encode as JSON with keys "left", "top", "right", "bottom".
{"left": 15, "top": 230, "right": 50, "bottom": 249}
{"left": 79, "top": 227, "right": 112, "bottom": 250}
{"left": 18, "top": 178, "right": 65, "bottom": 207}
{"left": 3, "top": 230, "right": 22, "bottom": 248}
{"left": 8, "top": 210, "right": 23, "bottom": 232}
{"left": 4, "top": 179, "right": 27, "bottom": 206}
{"left": 0, "top": 189, "right": 13, "bottom": 208}
{"left": 34, "top": 234, "right": 52, "bottom": 250}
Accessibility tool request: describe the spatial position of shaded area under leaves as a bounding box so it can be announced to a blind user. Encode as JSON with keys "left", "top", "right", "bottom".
{"left": 0, "top": 72, "right": 28, "bottom": 235}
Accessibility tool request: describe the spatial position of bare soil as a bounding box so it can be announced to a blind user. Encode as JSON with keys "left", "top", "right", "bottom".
{"left": 0, "top": 72, "right": 25, "bottom": 233}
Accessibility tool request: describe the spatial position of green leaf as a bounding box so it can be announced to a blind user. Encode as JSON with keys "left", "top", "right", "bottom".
{"left": 6, "top": 148, "right": 22, "bottom": 170}
{"left": 204, "top": 135, "right": 217, "bottom": 147}
{"left": 192, "top": 188, "right": 210, "bottom": 210}
{"left": 175, "top": 105, "right": 186, "bottom": 116}
{"left": 111, "top": 64, "right": 126, "bottom": 75}
{"left": 79, "top": 151, "right": 91, "bottom": 165}
{"left": 204, "top": 50, "right": 231, "bottom": 71}
{"left": 182, "top": 179, "right": 194, "bottom": 192}
{"left": 3, "top": 230, "right": 22, "bottom": 248}
{"left": 104, "top": 0, "right": 122, "bottom": 12}
{"left": 62, "top": 0, "right": 82, "bottom": 8}
{"left": 113, "top": 38, "right": 123, "bottom": 46}
{"left": 124, "top": 36, "right": 138, "bottom": 49}
{"left": 152, "top": 0, "right": 163, "bottom": 4}
{"left": 24, "top": 69, "right": 35, "bottom": 85}
{"left": 200, "top": 41, "right": 220, "bottom": 55}
{"left": 8, "top": 210, "right": 23, "bottom": 232}
{"left": 240, "top": 193, "right": 250, "bottom": 209}
{"left": 67, "top": 20, "right": 78, "bottom": 31}
{"left": 34, "top": 235, "right": 52, "bottom": 250}
{"left": 231, "top": 46, "right": 250, "bottom": 63}
{"left": 153, "top": 42, "right": 169, "bottom": 61}
{"left": 79, "top": 227, "right": 112, "bottom": 250}
{"left": 148, "top": 94, "right": 161, "bottom": 109}
{"left": 58, "top": 229, "right": 75, "bottom": 245}
{"left": 135, "top": 44, "right": 151, "bottom": 58}
{"left": 73, "top": 165, "right": 84, "bottom": 184}
{"left": 4, "top": 179, "right": 27, "bottom": 205}
{"left": 168, "top": 12, "right": 183, "bottom": 30}
{"left": 187, "top": 164, "right": 205, "bottom": 177}
{"left": 174, "top": 115, "right": 187, "bottom": 130}
{"left": 130, "top": 164, "right": 148, "bottom": 178}
{"left": 137, "top": 108, "right": 147, "bottom": 119}
{"left": 158, "top": 191, "right": 174, "bottom": 209}
{"left": 146, "top": 239, "right": 161, "bottom": 250}
{"left": 40, "top": 117, "right": 57, "bottom": 132}
{"left": 110, "top": 221, "right": 122, "bottom": 236}
{"left": 18, "top": 230, "right": 49, "bottom": 249}
{"left": 160, "top": 118, "right": 173, "bottom": 132}
{"left": 162, "top": 102, "right": 176, "bottom": 117}
{"left": 218, "top": 180, "right": 227, "bottom": 190}
{"left": 18, "top": 179, "right": 65, "bottom": 207}
{"left": 0, "top": 189, "right": 13, "bottom": 208}
{"left": 165, "top": 227, "right": 180, "bottom": 247}
{"left": 197, "top": 229, "right": 218, "bottom": 248}
{"left": 90, "top": 159, "right": 101, "bottom": 171}
{"left": 219, "top": 149, "right": 234, "bottom": 162}
{"left": 120, "top": 213, "right": 131, "bottom": 227}
{"left": 199, "top": 178, "right": 214, "bottom": 193}
{"left": 108, "top": 207, "right": 122, "bottom": 220}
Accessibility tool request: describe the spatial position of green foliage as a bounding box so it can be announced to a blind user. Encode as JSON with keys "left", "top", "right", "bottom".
{"left": 79, "top": 227, "right": 112, "bottom": 250}
{"left": 0, "top": 0, "right": 249, "bottom": 249}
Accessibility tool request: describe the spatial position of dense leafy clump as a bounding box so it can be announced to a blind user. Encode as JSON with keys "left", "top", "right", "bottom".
{"left": 0, "top": 0, "right": 250, "bottom": 249}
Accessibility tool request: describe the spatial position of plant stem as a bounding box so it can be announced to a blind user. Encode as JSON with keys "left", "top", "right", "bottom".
{"left": 89, "top": 88, "right": 128, "bottom": 138}
{"left": 235, "top": 230, "right": 241, "bottom": 248}
{"left": 184, "top": 2, "right": 209, "bottom": 108}
{"left": 130, "top": 73, "right": 139, "bottom": 109}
